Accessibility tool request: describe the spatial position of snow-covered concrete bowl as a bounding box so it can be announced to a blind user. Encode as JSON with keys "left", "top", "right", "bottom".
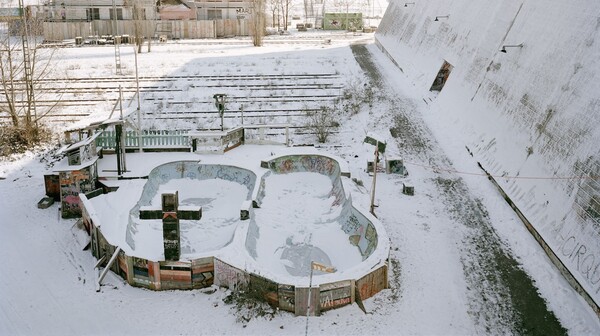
{"left": 81, "top": 151, "right": 390, "bottom": 315}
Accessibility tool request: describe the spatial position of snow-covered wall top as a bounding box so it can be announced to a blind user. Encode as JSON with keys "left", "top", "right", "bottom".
{"left": 376, "top": 0, "right": 600, "bottom": 303}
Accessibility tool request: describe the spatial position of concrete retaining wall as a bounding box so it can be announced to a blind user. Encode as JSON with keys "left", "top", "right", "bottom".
{"left": 376, "top": 0, "right": 600, "bottom": 307}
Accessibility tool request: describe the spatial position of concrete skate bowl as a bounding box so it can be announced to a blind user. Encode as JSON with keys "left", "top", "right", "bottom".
{"left": 82, "top": 155, "right": 390, "bottom": 315}
{"left": 125, "top": 161, "right": 257, "bottom": 256}
{"left": 241, "top": 154, "right": 391, "bottom": 314}
{"left": 248, "top": 155, "right": 381, "bottom": 275}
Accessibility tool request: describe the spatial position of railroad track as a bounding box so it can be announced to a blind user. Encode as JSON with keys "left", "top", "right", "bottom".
{"left": 0, "top": 72, "right": 346, "bottom": 129}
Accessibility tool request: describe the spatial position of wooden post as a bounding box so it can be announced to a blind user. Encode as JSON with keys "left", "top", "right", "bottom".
{"left": 97, "top": 246, "right": 122, "bottom": 291}
{"left": 305, "top": 262, "right": 314, "bottom": 335}
{"left": 370, "top": 141, "right": 379, "bottom": 216}
{"left": 115, "top": 124, "right": 122, "bottom": 175}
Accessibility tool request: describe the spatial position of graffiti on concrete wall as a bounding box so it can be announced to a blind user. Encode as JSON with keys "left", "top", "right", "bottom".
{"left": 127, "top": 161, "right": 257, "bottom": 250}
{"left": 267, "top": 155, "right": 346, "bottom": 207}
{"left": 269, "top": 155, "right": 339, "bottom": 177}
{"left": 342, "top": 210, "right": 378, "bottom": 259}
{"left": 552, "top": 227, "right": 600, "bottom": 295}
{"left": 214, "top": 258, "right": 249, "bottom": 290}
{"left": 140, "top": 162, "right": 256, "bottom": 205}
{"left": 255, "top": 171, "right": 270, "bottom": 207}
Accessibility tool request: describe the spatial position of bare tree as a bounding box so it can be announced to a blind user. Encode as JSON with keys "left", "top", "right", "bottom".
{"left": 250, "top": 0, "right": 266, "bottom": 46}
{"left": 306, "top": 103, "right": 339, "bottom": 143}
{"left": 267, "top": 0, "right": 281, "bottom": 30}
{"left": 130, "top": 0, "right": 145, "bottom": 53}
{"left": 0, "top": 15, "right": 57, "bottom": 149}
{"left": 281, "top": 0, "right": 292, "bottom": 31}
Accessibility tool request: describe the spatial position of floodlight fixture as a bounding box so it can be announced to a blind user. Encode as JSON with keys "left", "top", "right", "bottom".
{"left": 434, "top": 15, "right": 449, "bottom": 21}
{"left": 500, "top": 43, "right": 524, "bottom": 53}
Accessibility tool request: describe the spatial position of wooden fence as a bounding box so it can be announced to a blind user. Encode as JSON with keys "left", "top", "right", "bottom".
{"left": 43, "top": 19, "right": 250, "bottom": 41}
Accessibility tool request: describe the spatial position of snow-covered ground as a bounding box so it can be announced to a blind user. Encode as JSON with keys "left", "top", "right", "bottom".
{"left": 1, "top": 31, "right": 599, "bottom": 335}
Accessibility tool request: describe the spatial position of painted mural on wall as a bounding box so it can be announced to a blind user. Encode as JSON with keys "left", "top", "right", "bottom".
{"left": 268, "top": 155, "right": 346, "bottom": 207}
{"left": 269, "top": 155, "right": 338, "bottom": 177}
{"left": 192, "top": 257, "right": 214, "bottom": 288}
{"left": 60, "top": 162, "right": 97, "bottom": 218}
{"left": 132, "top": 257, "right": 151, "bottom": 287}
{"left": 342, "top": 210, "right": 378, "bottom": 259}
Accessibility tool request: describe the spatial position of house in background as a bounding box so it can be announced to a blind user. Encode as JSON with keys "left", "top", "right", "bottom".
{"left": 40, "top": 0, "right": 158, "bottom": 22}
{"left": 159, "top": 0, "right": 195, "bottom": 20}
{"left": 30, "top": 0, "right": 253, "bottom": 40}
{"left": 189, "top": 0, "right": 253, "bottom": 21}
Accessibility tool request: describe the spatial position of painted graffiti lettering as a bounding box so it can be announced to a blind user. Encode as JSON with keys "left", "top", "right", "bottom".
{"left": 560, "top": 236, "right": 577, "bottom": 256}
{"left": 580, "top": 253, "right": 595, "bottom": 279}
{"left": 573, "top": 244, "right": 587, "bottom": 268}
{"left": 321, "top": 296, "right": 351, "bottom": 309}
{"left": 591, "top": 263, "right": 600, "bottom": 285}
{"left": 555, "top": 231, "right": 600, "bottom": 295}
{"left": 214, "top": 259, "right": 248, "bottom": 290}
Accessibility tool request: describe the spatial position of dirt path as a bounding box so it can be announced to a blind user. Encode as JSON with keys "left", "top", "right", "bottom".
{"left": 350, "top": 42, "right": 566, "bottom": 335}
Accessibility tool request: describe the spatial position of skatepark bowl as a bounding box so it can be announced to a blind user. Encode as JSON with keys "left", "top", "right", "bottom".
{"left": 80, "top": 154, "right": 390, "bottom": 316}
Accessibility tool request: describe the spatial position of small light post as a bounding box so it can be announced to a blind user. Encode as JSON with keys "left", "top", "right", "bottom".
{"left": 213, "top": 94, "right": 226, "bottom": 131}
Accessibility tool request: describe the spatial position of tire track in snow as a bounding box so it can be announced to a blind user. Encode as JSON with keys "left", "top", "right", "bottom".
{"left": 349, "top": 42, "right": 566, "bottom": 334}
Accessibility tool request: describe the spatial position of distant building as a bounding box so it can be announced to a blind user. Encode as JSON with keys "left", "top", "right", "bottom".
{"left": 39, "top": 0, "right": 158, "bottom": 22}
{"left": 34, "top": 0, "right": 254, "bottom": 22}
{"left": 27, "top": 0, "right": 253, "bottom": 40}
{"left": 189, "top": 0, "right": 253, "bottom": 21}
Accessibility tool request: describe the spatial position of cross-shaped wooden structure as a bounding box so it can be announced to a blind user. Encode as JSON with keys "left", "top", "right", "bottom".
{"left": 139, "top": 191, "right": 201, "bottom": 261}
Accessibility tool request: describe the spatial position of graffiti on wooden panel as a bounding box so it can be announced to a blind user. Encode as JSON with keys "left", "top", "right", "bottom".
{"left": 192, "top": 257, "right": 214, "bottom": 288}
{"left": 278, "top": 284, "right": 295, "bottom": 312}
{"left": 132, "top": 257, "right": 151, "bottom": 286}
{"left": 357, "top": 266, "right": 387, "bottom": 300}
{"left": 60, "top": 167, "right": 95, "bottom": 218}
{"left": 319, "top": 281, "right": 352, "bottom": 311}
{"left": 249, "top": 274, "right": 279, "bottom": 306}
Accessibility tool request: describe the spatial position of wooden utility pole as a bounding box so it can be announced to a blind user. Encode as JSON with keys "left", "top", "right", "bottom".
{"left": 370, "top": 141, "right": 379, "bottom": 216}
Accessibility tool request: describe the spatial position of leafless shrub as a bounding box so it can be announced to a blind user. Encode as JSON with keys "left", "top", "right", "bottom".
{"left": 305, "top": 104, "right": 339, "bottom": 143}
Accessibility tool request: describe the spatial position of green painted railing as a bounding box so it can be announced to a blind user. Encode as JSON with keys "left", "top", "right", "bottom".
{"left": 96, "top": 130, "right": 190, "bottom": 150}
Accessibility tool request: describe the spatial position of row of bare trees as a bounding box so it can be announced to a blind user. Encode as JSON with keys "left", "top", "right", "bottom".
{"left": 1, "top": 18, "right": 56, "bottom": 151}
{"left": 267, "top": 0, "right": 293, "bottom": 32}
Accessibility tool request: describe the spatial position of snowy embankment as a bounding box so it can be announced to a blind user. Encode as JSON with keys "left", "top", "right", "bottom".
{"left": 375, "top": 0, "right": 600, "bottom": 309}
